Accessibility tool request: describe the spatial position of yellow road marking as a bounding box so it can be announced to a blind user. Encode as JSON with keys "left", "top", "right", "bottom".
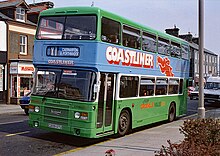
{"left": 54, "top": 147, "right": 83, "bottom": 156}
{"left": 6, "top": 131, "right": 30, "bottom": 137}
{"left": 54, "top": 138, "right": 114, "bottom": 156}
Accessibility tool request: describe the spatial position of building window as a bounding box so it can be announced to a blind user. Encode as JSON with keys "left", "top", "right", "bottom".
{"left": 20, "top": 35, "right": 27, "bottom": 55}
{"left": 16, "top": 8, "right": 25, "bottom": 22}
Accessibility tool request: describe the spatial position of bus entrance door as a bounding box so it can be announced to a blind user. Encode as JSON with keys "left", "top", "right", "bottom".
{"left": 96, "top": 73, "right": 115, "bottom": 135}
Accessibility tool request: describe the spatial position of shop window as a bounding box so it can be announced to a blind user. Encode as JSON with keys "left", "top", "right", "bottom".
{"left": 20, "top": 77, "right": 33, "bottom": 96}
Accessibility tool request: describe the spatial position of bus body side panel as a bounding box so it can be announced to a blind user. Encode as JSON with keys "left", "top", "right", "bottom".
{"left": 113, "top": 94, "right": 185, "bottom": 132}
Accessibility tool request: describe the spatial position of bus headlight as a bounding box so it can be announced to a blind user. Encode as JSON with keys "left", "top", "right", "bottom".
{"left": 34, "top": 106, "right": 40, "bottom": 113}
{"left": 75, "top": 112, "right": 81, "bottom": 119}
{"left": 74, "top": 112, "right": 88, "bottom": 120}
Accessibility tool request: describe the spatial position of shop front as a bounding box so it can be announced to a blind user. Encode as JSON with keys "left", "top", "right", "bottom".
{"left": 10, "top": 61, "right": 34, "bottom": 104}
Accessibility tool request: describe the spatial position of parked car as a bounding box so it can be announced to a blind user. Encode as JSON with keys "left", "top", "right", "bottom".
{"left": 188, "top": 86, "right": 195, "bottom": 96}
{"left": 19, "top": 91, "right": 31, "bottom": 115}
{"left": 189, "top": 87, "right": 199, "bottom": 100}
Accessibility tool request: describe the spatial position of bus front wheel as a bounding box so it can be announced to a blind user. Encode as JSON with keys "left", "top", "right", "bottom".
{"left": 168, "top": 103, "right": 176, "bottom": 122}
{"left": 118, "top": 110, "right": 130, "bottom": 136}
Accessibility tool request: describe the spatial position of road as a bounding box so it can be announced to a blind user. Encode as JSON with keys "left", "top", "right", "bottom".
{"left": 0, "top": 99, "right": 218, "bottom": 156}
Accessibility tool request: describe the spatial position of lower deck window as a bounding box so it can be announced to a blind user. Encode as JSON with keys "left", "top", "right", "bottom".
{"left": 155, "top": 78, "right": 168, "bottom": 95}
{"left": 119, "top": 76, "right": 139, "bottom": 98}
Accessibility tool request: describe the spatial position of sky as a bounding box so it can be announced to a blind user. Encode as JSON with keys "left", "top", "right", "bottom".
{"left": 15, "top": 0, "right": 220, "bottom": 55}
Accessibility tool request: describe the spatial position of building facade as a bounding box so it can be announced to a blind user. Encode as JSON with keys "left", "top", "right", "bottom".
{"left": 0, "top": 0, "right": 53, "bottom": 104}
{"left": 166, "top": 27, "right": 219, "bottom": 87}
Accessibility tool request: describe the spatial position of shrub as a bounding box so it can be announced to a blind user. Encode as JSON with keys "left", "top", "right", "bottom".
{"left": 155, "top": 118, "right": 220, "bottom": 156}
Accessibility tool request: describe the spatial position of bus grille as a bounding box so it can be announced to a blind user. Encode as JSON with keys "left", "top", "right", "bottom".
{"left": 43, "top": 103, "right": 70, "bottom": 126}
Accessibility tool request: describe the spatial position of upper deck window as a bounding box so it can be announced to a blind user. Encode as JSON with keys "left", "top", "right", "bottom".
{"left": 101, "top": 17, "right": 120, "bottom": 44}
{"left": 36, "top": 15, "right": 97, "bottom": 40}
{"left": 158, "top": 37, "right": 170, "bottom": 55}
{"left": 170, "top": 41, "right": 181, "bottom": 58}
{"left": 181, "top": 44, "right": 189, "bottom": 60}
{"left": 123, "top": 25, "right": 141, "bottom": 50}
{"left": 142, "top": 32, "right": 157, "bottom": 52}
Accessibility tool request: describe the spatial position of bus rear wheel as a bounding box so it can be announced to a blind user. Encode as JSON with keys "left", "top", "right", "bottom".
{"left": 168, "top": 103, "right": 176, "bottom": 122}
{"left": 118, "top": 110, "right": 130, "bottom": 136}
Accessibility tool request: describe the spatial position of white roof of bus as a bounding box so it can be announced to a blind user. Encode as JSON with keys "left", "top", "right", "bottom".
{"left": 207, "top": 77, "right": 220, "bottom": 83}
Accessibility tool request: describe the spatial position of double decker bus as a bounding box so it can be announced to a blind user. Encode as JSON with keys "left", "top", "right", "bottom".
{"left": 29, "top": 7, "right": 190, "bottom": 138}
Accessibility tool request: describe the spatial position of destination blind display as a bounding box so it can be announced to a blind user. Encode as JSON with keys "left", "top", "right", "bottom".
{"left": 46, "top": 46, "right": 80, "bottom": 57}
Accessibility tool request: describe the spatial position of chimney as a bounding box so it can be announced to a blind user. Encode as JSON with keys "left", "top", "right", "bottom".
{"left": 179, "top": 32, "right": 193, "bottom": 43}
{"left": 192, "top": 37, "right": 199, "bottom": 45}
{"left": 165, "top": 25, "right": 179, "bottom": 37}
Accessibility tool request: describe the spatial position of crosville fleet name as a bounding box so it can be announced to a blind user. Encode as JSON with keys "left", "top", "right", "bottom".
{"left": 106, "top": 46, "right": 154, "bottom": 68}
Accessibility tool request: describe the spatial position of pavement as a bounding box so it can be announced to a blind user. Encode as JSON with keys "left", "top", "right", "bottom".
{"left": 59, "top": 108, "right": 220, "bottom": 156}
{"left": 1, "top": 104, "right": 220, "bottom": 156}
{"left": 0, "top": 104, "right": 24, "bottom": 115}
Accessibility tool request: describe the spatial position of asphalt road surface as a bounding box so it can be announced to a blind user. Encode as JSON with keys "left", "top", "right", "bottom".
{"left": 0, "top": 99, "right": 218, "bottom": 156}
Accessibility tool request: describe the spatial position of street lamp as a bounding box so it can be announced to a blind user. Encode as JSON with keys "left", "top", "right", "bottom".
{"left": 198, "top": 0, "right": 205, "bottom": 118}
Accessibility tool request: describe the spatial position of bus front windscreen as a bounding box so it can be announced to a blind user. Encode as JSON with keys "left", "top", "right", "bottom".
{"left": 32, "top": 69, "right": 96, "bottom": 102}
{"left": 36, "top": 15, "right": 97, "bottom": 40}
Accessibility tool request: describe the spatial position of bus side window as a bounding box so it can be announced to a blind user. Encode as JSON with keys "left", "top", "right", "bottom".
{"left": 101, "top": 17, "right": 120, "bottom": 44}
{"left": 158, "top": 37, "right": 170, "bottom": 55}
{"left": 181, "top": 44, "right": 189, "bottom": 60}
{"left": 142, "top": 32, "right": 157, "bottom": 52}
{"left": 168, "top": 78, "right": 179, "bottom": 94}
{"left": 119, "top": 76, "right": 139, "bottom": 98}
{"left": 170, "top": 42, "right": 181, "bottom": 58}
{"left": 122, "top": 25, "right": 141, "bottom": 50}
{"left": 139, "top": 77, "right": 155, "bottom": 96}
{"left": 179, "top": 79, "right": 183, "bottom": 94}
{"left": 155, "top": 78, "right": 168, "bottom": 95}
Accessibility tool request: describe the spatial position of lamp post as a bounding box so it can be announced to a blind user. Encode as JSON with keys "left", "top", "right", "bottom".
{"left": 198, "top": 0, "right": 205, "bottom": 118}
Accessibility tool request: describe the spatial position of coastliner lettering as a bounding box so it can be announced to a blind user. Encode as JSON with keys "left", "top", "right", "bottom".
{"left": 106, "top": 46, "right": 154, "bottom": 68}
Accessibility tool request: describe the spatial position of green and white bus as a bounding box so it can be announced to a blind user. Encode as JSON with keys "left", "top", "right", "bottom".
{"left": 29, "top": 7, "right": 190, "bottom": 138}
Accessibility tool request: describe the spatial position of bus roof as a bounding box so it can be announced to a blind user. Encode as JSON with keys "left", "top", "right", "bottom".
{"left": 39, "top": 6, "right": 187, "bottom": 45}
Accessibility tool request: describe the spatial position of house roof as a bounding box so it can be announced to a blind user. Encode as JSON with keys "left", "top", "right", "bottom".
{"left": 28, "top": 1, "right": 54, "bottom": 14}
{"left": 0, "top": 12, "right": 12, "bottom": 20}
{"left": 189, "top": 42, "right": 218, "bottom": 56}
{"left": 0, "top": 0, "right": 29, "bottom": 9}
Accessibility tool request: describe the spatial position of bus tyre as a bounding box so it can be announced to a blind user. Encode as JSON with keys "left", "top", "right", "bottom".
{"left": 118, "top": 110, "right": 130, "bottom": 136}
{"left": 168, "top": 103, "right": 176, "bottom": 122}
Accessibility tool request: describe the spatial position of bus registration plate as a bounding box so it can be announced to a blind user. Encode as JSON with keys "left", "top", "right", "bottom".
{"left": 48, "top": 123, "right": 62, "bottom": 130}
